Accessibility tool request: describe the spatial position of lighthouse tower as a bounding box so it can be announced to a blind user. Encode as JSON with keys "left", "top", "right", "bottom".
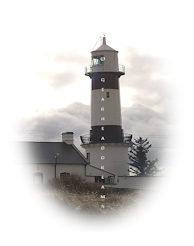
{"left": 81, "top": 35, "right": 132, "bottom": 178}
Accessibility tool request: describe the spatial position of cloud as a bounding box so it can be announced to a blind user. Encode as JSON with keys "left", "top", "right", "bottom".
{"left": 122, "top": 102, "right": 177, "bottom": 171}
{"left": 46, "top": 70, "right": 79, "bottom": 90}
{"left": 123, "top": 102, "right": 169, "bottom": 139}
{"left": 51, "top": 50, "right": 90, "bottom": 66}
{"left": 15, "top": 46, "right": 177, "bottom": 168}
{"left": 38, "top": 50, "right": 90, "bottom": 90}
{"left": 121, "top": 46, "right": 174, "bottom": 112}
{"left": 17, "top": 101, "right": 174, "bottom": 168}
{"left": 17, "top": 102, "right": 90, "bottom": 144}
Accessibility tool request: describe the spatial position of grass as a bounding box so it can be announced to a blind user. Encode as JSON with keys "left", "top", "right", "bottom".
{"left": 35, "top": 173, "right": 152, "bottom": 216}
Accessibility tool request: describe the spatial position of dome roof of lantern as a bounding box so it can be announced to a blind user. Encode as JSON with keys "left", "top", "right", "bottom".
{"left": 92, "top": 36, "right": 118, "bottom": 52}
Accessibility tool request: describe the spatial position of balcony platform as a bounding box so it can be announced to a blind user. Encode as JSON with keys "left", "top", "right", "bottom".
{"left": 80, "top": 133, "right": 132, "bottom": 146}
{"left": 85, "top": 64, "right": 125, "bottom": 77}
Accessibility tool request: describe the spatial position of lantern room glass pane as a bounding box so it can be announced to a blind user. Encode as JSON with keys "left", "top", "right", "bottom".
{"left": 92, "top": 55, "right": 104, "bottom": 65}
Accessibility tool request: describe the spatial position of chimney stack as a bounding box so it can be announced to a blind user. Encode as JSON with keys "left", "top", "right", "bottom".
{"left": 62, "top": 132, "right": 74, "bottom": 144}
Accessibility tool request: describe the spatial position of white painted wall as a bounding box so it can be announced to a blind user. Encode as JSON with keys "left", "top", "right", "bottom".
{"left": 91, "top": 89, "right": 122, "bottom": 126}
{"left": 86, "top": 165, "right": 113, "bottom": 177}
{"left": 85, "top": 143, "right": 130, "bottom": 176}
{"left": 25, "top": 163, "right": 54, "bottom": 185}
{"left": 105, "top": 176, "right": 170, "bottom": 191}
{"left": 56, "top": 164, "right": 85, "bottom": 178}
{"left": 23, "top": 163, "right": 86, "bottom": 185}
{"left": 20, "top": 161, "right": 168, "bottom": 191}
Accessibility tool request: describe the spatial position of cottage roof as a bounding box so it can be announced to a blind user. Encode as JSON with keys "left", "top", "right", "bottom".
{"left": 16, "top": 141, "right": 88, "bottom": 165}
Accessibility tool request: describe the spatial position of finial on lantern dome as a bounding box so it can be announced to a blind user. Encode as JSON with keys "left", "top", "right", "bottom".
{"left": 103, "top": 32, "right": 106, "bottom": 45}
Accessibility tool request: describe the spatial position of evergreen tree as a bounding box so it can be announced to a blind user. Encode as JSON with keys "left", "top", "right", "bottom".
{"left": 128, "top": 137, "right": 160, "bottom": 176}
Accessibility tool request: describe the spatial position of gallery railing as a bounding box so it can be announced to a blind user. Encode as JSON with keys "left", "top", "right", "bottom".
{"left": 85, "top": 64, "right": 125, "bottom": 75}
{"left": 80, "top": 133, "right": 132, "bottom": 144}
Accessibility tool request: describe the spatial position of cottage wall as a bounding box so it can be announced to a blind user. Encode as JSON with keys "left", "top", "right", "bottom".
{"left": 25, "top": 163, "right": 86, "bottom": 185}
{"left": 56, "top": 164, "right": 85, "bottom": 178}
{"left": 105, "top": 176, "right": 170, "bottom": 191}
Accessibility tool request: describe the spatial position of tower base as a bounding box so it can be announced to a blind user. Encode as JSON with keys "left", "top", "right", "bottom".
{"left": 81, "top": 142, "right": 131, "bottom": 176}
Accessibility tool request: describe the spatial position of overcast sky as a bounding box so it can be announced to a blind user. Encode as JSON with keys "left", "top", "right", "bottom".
{"left": 0, "top": 1, "right": 193, "bottom": 174}
{"left": 15, "top": 46, "right": 177, "bottom": 170}
{"left": 1, "top": 0, "right": 194, "bottom": 239}
{"left": 1, "top": 0, "right": 193, "bottom": 173}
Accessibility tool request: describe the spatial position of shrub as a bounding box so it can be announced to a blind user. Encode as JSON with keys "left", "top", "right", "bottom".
{"left": 46, "top": 178, "right": 61, "bottom": 189}
{"left": 46, "top": 174, "right": 138, "bottom": 196}
{"left": 60, "top": 173, "right": 100, "bottom": 194}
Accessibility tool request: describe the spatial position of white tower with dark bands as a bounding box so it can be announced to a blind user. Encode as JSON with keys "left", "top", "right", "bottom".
{"left": 81, "top": 35, "right": 132, "bottom": 178}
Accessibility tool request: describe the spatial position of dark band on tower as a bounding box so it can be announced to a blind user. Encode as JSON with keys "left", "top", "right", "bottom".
{"left": 90, "top": 125, "right": 124, "bottom": 143}
{"left": 91, "top": 72, "right": 120, "bottom": 90}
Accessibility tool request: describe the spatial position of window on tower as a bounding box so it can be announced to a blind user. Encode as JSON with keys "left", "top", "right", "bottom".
{"left": 92, "top": 55, "right": 105, "bottom": 65}
{"left": 86, "top": 153, "right": 90, "bottom": 161}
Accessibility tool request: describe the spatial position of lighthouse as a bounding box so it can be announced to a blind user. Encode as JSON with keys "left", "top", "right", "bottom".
{"left": 81, "top": 35, "right": 132, "bottom": 179}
